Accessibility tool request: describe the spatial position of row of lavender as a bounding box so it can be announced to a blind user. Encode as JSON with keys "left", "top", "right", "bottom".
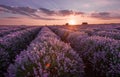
{"left": 74, "top": 28, "right": 120, "bottom": 40}
{"left": 0, "top": 25, "right": 27, "bottom": 30}
{"left": 77, "top": 27, "right": 120, "bottom": 40}
{"left": 0, "top": 26, "right": 29, "bottom": 37}
{"left": 50, "top": 27, "right": 120, "bottom": 77}
{"left": 0, "top": 27, "right": 41, "bottom": 76}
{"left": 60, "top": 24, "right": 120, "bottom": 40}
{"left": 6, "top": 27, "right": 84, "bottom": 77}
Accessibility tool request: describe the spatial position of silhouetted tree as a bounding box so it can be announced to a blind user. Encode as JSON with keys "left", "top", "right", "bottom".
{"left": 65, "top": 23, "right": 69, "bottom": 26}
{"left": 82, "top": 22, "right": 88, "bottom": 25}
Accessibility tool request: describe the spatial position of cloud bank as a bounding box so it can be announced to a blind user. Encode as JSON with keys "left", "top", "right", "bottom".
{"left": 91, "top": 12, "right": 120, "bottom": 20}
{"left": 39, "top": 8, "right": 84, "bottom": 16}
{"left": 0, "top": 5, "right": 83, "bottom": 20}
{"left": 0, "top": 5, "right": 120, "bottom": 20}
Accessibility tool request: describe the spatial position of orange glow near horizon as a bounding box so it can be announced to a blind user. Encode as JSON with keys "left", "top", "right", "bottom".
{"left": 67, "top": 15, "right": 78, "bottom": 26}
{"left": 0, "top": 16, "right": 120, "bottom": 25}
{"left": 68, "top": 19, "right": 76, "bottom": 25}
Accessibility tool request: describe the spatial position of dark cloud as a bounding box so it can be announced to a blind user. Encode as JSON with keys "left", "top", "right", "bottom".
{"left": 39, "top": 8, "right": 84, "bottom": 16}
{"left": 31, "top": 16, "right": 62, "bottom": 20}
{"left": 98, "top": 12, "right": 110, "bottom": 16}
{"left": 17, "top": 7, "right": 37, "bottom": 13}
{"left": 0, "top": 5, "right": 84, "bottom": 20}
{"left": 91, "top": 12, "right": 120, "bottom": 19}
{"left": 0, "top": 5, "right": 38, "bottom": 17}
{"left": 39, "top": 8, "right": 56, "bottom": 15}
{"left": 4, "top": 16, "right": 61, "bottom": 20}
{"left": 1, "top": 5, "right": 120, "bottom": 20}
{"left": 5, "top": 17, "right": 20, "bottom": 19}
{"left": 58, "top": 10, "right": 84, "bottom": 16}
{"left": 58, "top": 10, "right": 74, "bottom": 16}
{"left": 0, "top": 7, "right": 8, "bottom": 12}
{"left": 0, "top": 5, "right": 61, "bottom": 20}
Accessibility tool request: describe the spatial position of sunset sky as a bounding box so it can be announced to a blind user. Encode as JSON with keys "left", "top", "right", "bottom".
{"left": 0, "top": 0, "right": 120, "bottom": 25}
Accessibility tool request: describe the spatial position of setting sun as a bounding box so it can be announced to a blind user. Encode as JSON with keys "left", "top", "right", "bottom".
{"left": 68, "top": 20, "right": 76, "bottom": 25}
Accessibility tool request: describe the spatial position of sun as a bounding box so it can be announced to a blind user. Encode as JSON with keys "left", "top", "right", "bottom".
{"left": 68, "top": 19, "right": 76, "bottom": 25}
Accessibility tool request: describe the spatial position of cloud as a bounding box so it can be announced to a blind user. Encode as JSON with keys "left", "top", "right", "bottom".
{"left": 0, "top": 5, "right": 38, "bottom": 17}
{"left": 90, "top": 12, "right": 120, "bottom": 19}
{"left": 31, "top": 16, "right": 62, "bottom": 20}
{"left": 0, "top": 5, "right": 84, "bottom": 20}
{"left": 5, "top": 17, "right": 20, "bottom": 19}
{"left": 58, "top": 10, "right": 84, "bottom": 16}
{"left": 5, "top": 4, "right": 120, "bottom": 21}
{"left": 1, "top": 4, "right": 83, "bottom": 17}
{"left": 39, "top": 8, "right": 56, "bottom": 15}
{"left": 39, "top": 8, "right": 84, "bottom": 16}
{"left": 0, "top": 6, "right": 10, "bottom": 13}
{"left": 3, "top": 16, "right": 61, "bottom": 20}
{"left": 0, "top": 5, "right": 62, "bottom": 20}
{"left": 1, "top": 5, "right": 120, "bottom": 20}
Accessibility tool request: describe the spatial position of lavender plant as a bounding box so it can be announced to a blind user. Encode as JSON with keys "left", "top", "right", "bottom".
{"left": 0, "top": 27, "right": 41, "bottom": 76}
{"left": 66, "top": 31, "right": 88, "bottom": 51}
{"left": 0, "top": 27, "right": 41, "bottom": 60}
{"left": 78, "top": 36, "right": 120, "bottom": 77}
{"left": 0, "top": 26, "right": 27, "bottom": 37}
{"left": 50, "top": 27, "right": 73, "bottom": 41}
{"left": 7, "top": 27, "right": 84, "bottom": 77}
{"left": 94, "top": 31, "right": 120, "bottom": 40}
{"left": 0, "top": 48, "right": 10, "bottom": 76}
{"left": 50, "top": 25, "right": 120, "bottom": 77}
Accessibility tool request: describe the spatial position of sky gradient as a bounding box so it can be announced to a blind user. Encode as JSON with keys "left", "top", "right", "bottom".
{"left": 0, "top": 0, "right": 120, "bottom": 25}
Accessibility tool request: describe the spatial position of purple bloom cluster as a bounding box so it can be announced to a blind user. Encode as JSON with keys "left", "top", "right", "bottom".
{"left": 7, "top": 27, "right": 84, "bottom": 77}
{"left": 77, "top": 36, "right": 120, "bottom": 77}
{"left": 66, "top": 31, "right": 88, "bottom": 51}
{"left": 1, "top": 24, "right": 120, "bottom": 77}
{"left": 50, "top": 26, "right": 120, "bottom": 77}
{"left": 0, "top": 26, "right": 27, "bottom": 37}
{"left": 94, "top": 31, "right": 120, "bottom": 40}
{"left": 0, "top": 48, "right": 10, "bottom": 77}
{"left": 0, "top": 27, "right": 41, "bottom": 76}
{"left": 50, "top": 27, "right": 72, "bottom": 41}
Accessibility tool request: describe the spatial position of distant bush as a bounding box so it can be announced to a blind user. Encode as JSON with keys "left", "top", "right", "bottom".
{"left": 82, "top": 22, "right": 88, "bottom": 25}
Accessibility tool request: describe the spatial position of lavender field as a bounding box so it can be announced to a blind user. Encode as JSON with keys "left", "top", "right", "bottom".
{"left": 0, "top": 24, "right": 120, "bottom": 77}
